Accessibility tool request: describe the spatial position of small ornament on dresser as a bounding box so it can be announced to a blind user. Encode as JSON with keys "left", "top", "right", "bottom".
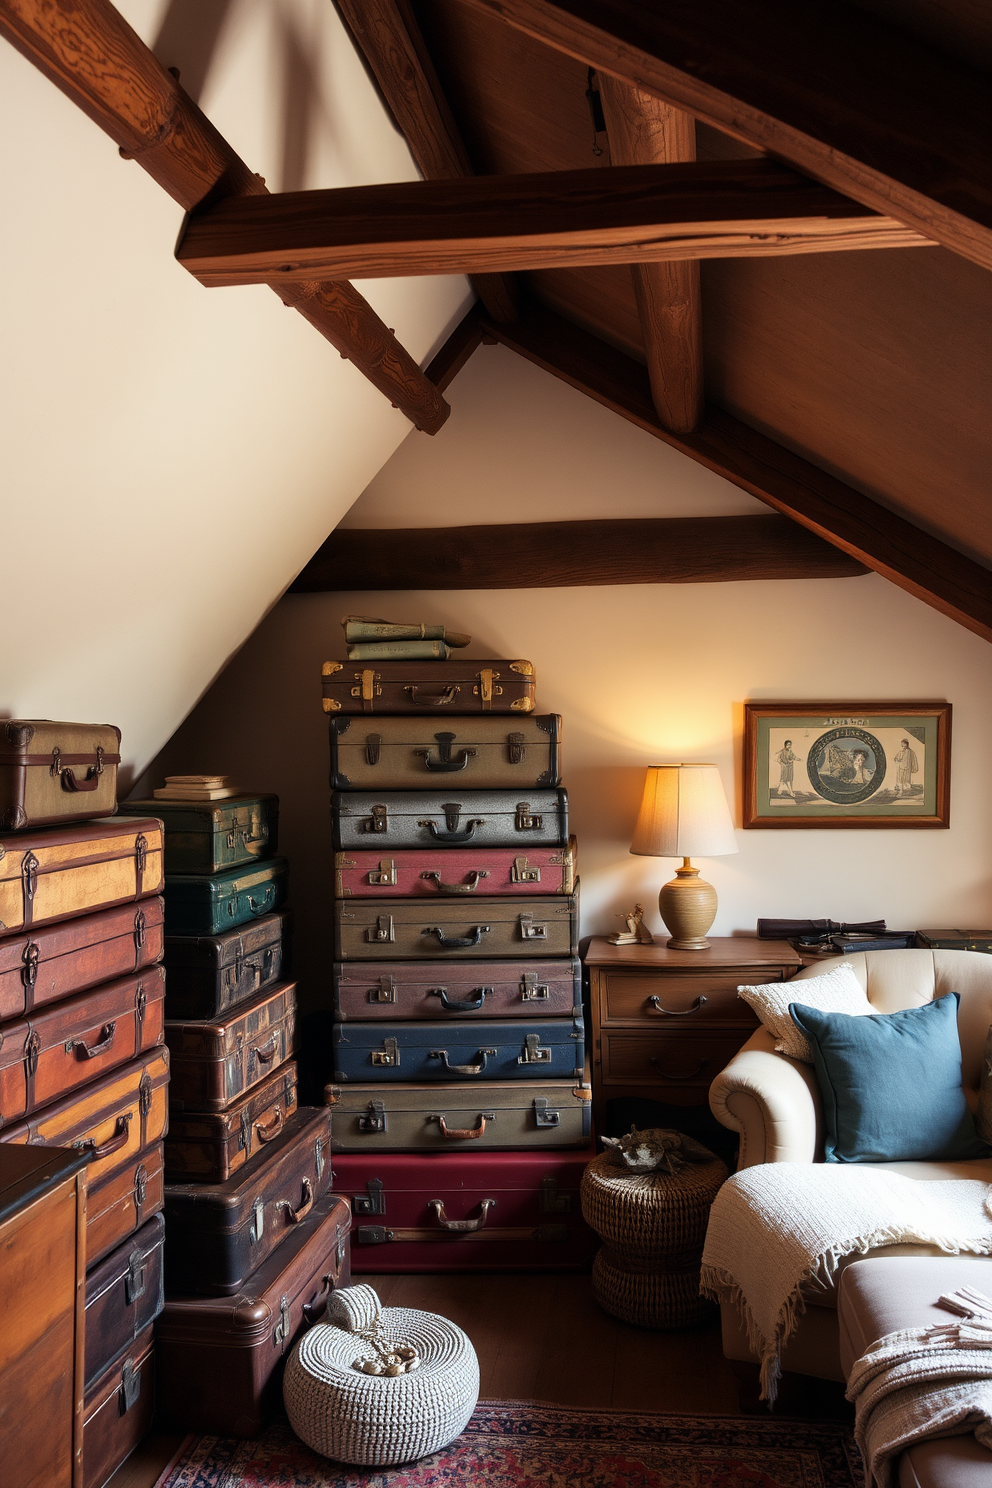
{"left": 600, "top": 1126, "right": 717, "bottom": 1175}
{"left": 609, "top": 903, "right": 654, "bottom": 946}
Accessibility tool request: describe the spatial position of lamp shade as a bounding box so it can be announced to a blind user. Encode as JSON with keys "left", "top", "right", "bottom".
{"left": 630, "top": 764, "right": 738, "bottom": 859}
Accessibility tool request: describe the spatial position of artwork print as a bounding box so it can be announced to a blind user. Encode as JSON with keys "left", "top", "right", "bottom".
{"left": 743, "top": 703, "right": 950, "bottom": 828}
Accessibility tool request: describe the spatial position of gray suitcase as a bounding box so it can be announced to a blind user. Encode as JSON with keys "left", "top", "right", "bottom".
{"left": 332, "top": 789, "right": 568, "bottom": 850}
{"left": 334, "top": 891, "right": 579, "bottom": 960}
{"left": 331, "top": 1015, "right": 586, "bottom": 1083}
{"left": 325, "top": 1059, "right": 592, "bottom": 1151}
{"left": 329, "top": 715, "right": 560, "bottom": 790}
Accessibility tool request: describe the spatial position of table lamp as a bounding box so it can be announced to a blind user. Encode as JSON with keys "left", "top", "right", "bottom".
{"left": 630, "top": 764, "right": 738, "bottom": 949}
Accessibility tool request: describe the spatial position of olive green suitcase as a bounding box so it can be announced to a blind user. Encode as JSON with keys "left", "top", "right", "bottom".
{"left": 334, "top": 890, "right": 579, "bottom": 960}
{"left": 329, "top": 716, "right": 560, "bottom": 790}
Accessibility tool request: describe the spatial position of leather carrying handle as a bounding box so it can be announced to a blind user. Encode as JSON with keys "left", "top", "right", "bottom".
{"left": 59, "top": 766, "right": 103, "bottom": 792}
{"left": 425, "top": 925, "right": 490, "bottom": 949}
{"left": 421, "top": 750, "right": 474, "bottom": 773}
{"left": 437, "top": 1114, "right": 487, "bottom": 1140}
{"left": 406, "top": 686, "right": 458, "bottom": 706}
{"left": 421, "top": 870, "right": 484, "bottom": 894}
{"left": 246, "top": 884, "right": 276, "bottom": 916}
{"left": 433, "top": 987, "right": 491, "bottom": 1012}
{"left": 67, "top": 1021, "right": 117, "bottom": 1059}
{"left": 75, "top": 1113, "right": 130, "bottom": 1159}
{"left": 302, "top": 1273, "right": 334, "bottom": 1325}
{"left": 429, "top": 1046, "right": 496, "bottom": 1075}
{"left": 428, "top": 1198, "right": 496, "bottom": 1232}
{"left": 254, "top": 1107, "right": 284, "bottom": 1142}
{"left": 279, "top": 1177, "right": 314, "bottom": 1225}
{"left": 647, "top": 994, "right": 708, "bottom": 1016}
{"left": 251, "top": 1034, "right": 279, "bottom": 1064}
{"left": 422, "top": 818, "right": 484, "bottom": 844}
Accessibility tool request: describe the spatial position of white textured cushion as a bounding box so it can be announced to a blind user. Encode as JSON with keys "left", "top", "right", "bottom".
{"left": 737, "top": 962, "right": 874, "bottom": 1063}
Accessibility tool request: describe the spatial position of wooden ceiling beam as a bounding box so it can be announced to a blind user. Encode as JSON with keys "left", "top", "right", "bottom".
{"left": 440, "top": 303, "right": 992, "bottom": 642}
{"left": 0, "top": 0, "right": 449, "bottom": 433}
{"left": 596, "top": 74, "right": 702, "bottom": 433}
{"left": 457, "top": 0, "right": 992, "bottom": 273}
{"left": 334, "top": 0, "right": 519, "bottom": 322}
{"left": 177, "top": 158, "right": 930, "bottom": 286}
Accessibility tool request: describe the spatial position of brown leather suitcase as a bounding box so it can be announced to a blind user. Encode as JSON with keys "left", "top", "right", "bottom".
{"left": 84, "top": 1214, "right": 164, "bottom": 1391}
{"left": 86, "top": 1140, "right": 164, "bottom": 1269}
{"left": 0, "top": 719, "right": 121, "bottom": 830}
{"left": 333, "top": 958, "right": 582, "bottom": 1020}
{"left": 157, "top": 1191, "right": 351, "bottom": 1438}
{"left": 0, "top": 816, "right": 164, "bottom": 936}
{"left": 0, "top": 966, "right": 166, "bottom": 1128}
{"left": 162, "top": 908, "right": 290, "bottom": 1020}
{"left": 165, "top": 1060, "right": 298, "bottom": 1182}
{"left": 0, "top": 898, "right": 164, "bottom": 1021}
{"left": 82, "top": 1321, "right": 155, "bottom": 1488}
{"left": 322, "top": 658, "right": 535, "bottom": 715}
{"left": 164, "top": 1106, "right": 333, "bottom": 1295}
{"left": 334, "top": 891, "right": 580, "bottom": 961}
{"left": 329, "top": 714, "right": 561, "bottom": 790}
{"left": 165, "top": 980, "right": 296, "bottom": 1112}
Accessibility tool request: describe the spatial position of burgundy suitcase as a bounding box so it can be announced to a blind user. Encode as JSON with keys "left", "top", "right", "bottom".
{"left": 321, "top": 657, "right": 535, "bottom": 715}
{"left": 331, "top": 1147, "right": 598, "bottom": 1271}
{"left": 334, "top": 841, "right": 577, "bottom": 899}
{"left": 0, "top": 897, "right": 164, "bottom": 1021}
{"left": 82, "top": 1321, "right": 155, "bottom": 1488}
{"left": 165, "top": 980, "right": 296, "bottom": 1111}
{"left": 157, "top": 1191, "right": 352, "bottom": 1438}
{"left": 164, "top": 1105, "right": 333, "bottom": 1295}
{"left": 165, "top": 1060, "right": 299, "bottom": 1181}
{"left": 0, "top": 965, "right": 165, "bottom": 1127}
{"left": 333, "top": 957, "right": 582, "bottom": 1020}
{"left": 84, "top": 1213, "right": 165, "bottom": 1391}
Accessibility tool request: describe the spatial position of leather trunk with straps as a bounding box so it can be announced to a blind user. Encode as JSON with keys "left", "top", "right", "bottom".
{"left": 2, "top": 1045, "right": 169, "bottom": 1262}
{"left": 164, "top": 1105, "right": 333, "bottom": 1296}
{"left": 162, "top": 909, "right": 290, "bottom": 1020}
{"left": 0, "top": 719, "right": 121, "bottom": 831}
{"left": 333, "top": 957, "right": 582, "bottom": 1021}
{"left": 119, "top": 793, "right": 279, "bottom": 873}
{"left": 329, "top": 714, "right": 561, "bottom": 790}
{"left": 0, "top": 965, "right": 166, "bottom": 1127}
{"left": 82, "top": 1320, "right": 155, "bottom": 1488}
{"left": 321, "top": 658, "right": 536, "bottom": 716}
{"left": 0, "top": 816, "right": 164, "bottom": 935}
{"left": 334, "top": 891, "right": 579, "bottom": 961}
{"left": 332, "top": 788, "right": 568, "bottom": 851}
{"left": 84, "top": 1213, "right": 165, "bottom": 1392}
{"left": 156, "top": 1190, "right": 351, "bottom": 1438}
{"left": 86, "top": 1138, "right": 165, "bottom": 1270}
{"left": 165, "top": 1060, "right": 299, "bottom": 1182}
{"left": 334, "top": 842, "right": 576, "bottom": 900}
{"left": 331, "top": 1015, "right": 586, "bottom": 1083}
{"left": 325, "top": 1059, "right": 592, "bottom": 1152}
{"left": 0, "top": 896, "right": 164, "bottom": 1021}
{"left": 165, "top": 980, "right": 296, "bottom": 1112}
{"left": 164, "top": 856, "right": 289, "bottom": 935}
{"left": 332, "top": 1147, "right": 598, "bottom": 1272}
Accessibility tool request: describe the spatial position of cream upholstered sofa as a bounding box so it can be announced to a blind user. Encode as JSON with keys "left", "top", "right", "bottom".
{"left": 708, "top": 949, "right": 992, "bottom": 1384}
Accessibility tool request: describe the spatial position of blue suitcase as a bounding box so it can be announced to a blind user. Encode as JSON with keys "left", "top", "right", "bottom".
{"left": 331, "top": 789, "right": 568, "bottom": 850}
{"left": 331, "top": 1014, "right": 586, "bottom": 1083}
{"left": 164, "top": 858, "right": 289, "bottom": 935}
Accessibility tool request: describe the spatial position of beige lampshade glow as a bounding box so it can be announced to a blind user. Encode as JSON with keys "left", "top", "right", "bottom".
{"left": 630, "top": 764, "right": 739, "bottom": 859}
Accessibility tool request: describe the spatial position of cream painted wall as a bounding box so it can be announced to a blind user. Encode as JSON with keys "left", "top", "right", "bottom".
{"left": 0, "top": 0, "right": 470, "bottom": 784}
{"left": 141, "top": 347, "right": 992, "bottom": 1013}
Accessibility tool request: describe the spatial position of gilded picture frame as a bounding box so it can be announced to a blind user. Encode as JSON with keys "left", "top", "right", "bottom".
{"left": 742, "top": 702, "right": 951, "bottom": 829}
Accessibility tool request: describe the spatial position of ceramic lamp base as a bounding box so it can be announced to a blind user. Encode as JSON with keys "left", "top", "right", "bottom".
{"left": 659, "top": 860, "right": 717, "bottom": 950}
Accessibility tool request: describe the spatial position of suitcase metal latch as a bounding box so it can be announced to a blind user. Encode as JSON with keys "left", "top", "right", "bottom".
{"left": 371, "top": 1037, "right": 399, "bottom": 1067}
{"left": 21, "top": 941, "right": 39, "bottom": 991}
{"left": 132, "top": 910, "right": 146, "bottom": 955}
{"left": 118, "top": 1358, "right": 141, "bottom": 1414}
{"left": 364, "top": 804, "right": 389, "bottom": 834}
{"left": 515, "top": 802, "right": 543, "bottom": 831}
{"left": 366, "top": 914, "right": 395, "bottom": 944}
{"left": 370, "top": 975, "right": 396, "bottom": 1004}
{"left": 511, "top": 855, "right": 540, "bottom": 883}
{"left": 138, "top": 1071, "right": 152, "bottom": 1117}
{"left": 358, "top": 1100, "right": 387, "bottom": 1134}
{"left": 274, "top": 1295, "right": 291, "bottom": 1351}
{"left": 368, "top": 859, "right": 397, "bottom": 886}
{"left": 21, "top": 851, "right": 39, "bottom": 902}
{"left": 540, "top": 1176, "right": 572, "bottom": 1214}
{"left": 519, "top": 1033, "right": 552, "bottom": 1064}
{"left": 249, "top": 1196, "right": 265, "bottom": 1244}
{"left": 315, "top": 1137, "right": 326, "bottom": 1179}
{"left": 365, "top": 733, "right": 381, "bottom": 766}
{"left": 357, "top": 1225, "right": 394, "bottom": 1245}
{"left": 134, "top": 834, "right": 148, "bottom": 873}
{"left": 353, "top": 1176, "right": 385, "bottom": 1215}
{"left": 240, "top": 1106, "right": 252, "bottom": 1156}
{"left": 506, "top": 732, "right": 526, "bottom": 765}
{"left": 518, "top": 913, "right": 548, "bottom": 940}
{"left": 520, "top": 972, "right": 549, "bottom": 1001}
{"left": 133, "top": 1163, "right": 147, "bottom": 1214}
{"left": 125, "top": 1249, "right": 146, "bottom": 1304}
{"left": 473, "top": 668, "right": 502, "bottom": 708}
{"left": 351, "top": 669, "right": 381, "bottom": 705}
{"left": 533, "top": 1098, "right": 560, "bottom": 1127}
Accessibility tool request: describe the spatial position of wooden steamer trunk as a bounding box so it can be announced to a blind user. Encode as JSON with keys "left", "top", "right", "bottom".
{"left": 0, "top": 898, "right": 164, "bottom": 1020}
{"left": 162, "top": 909, "right": 290, "bottom": 1019}
{"left": 322, "top": 658, "right": 535, "bottom": 715}
{"left": 333, "top": 958, "right": 582, "bottom": 1020}
{"left": 119, "top": 794, "right": 279, "bottom": 873}
{"left": 0, "top": 720, "right": 121, "bottom": 830}
{"left": 329, "top": 714, "right": 560, "bottom": 790}
{"left": 334, "top": 842, "right": 576, "bottom": 899}
{"left": 0, "top": 817, "right": 164, "bottom": 934}
{"left": 331, "top": 1016, "right": 586, "bottom": 1083}
{"left": 165, "top": 981, "right": 296, "bottom": 1111}
{"left": 332, "top": 789, "right": 568, "bottom": 851}
{"left": 334, "top": 892, "right": 579, "bottom": 960}
{"left": 165, "top": 1061, "right": 299, "bottom": 1182}
{"left": 164, "top": 857, "right": 288, "bottom": 935}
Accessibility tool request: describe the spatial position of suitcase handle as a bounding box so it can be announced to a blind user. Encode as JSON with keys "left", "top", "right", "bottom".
{"left": 647, "top": 994, "right": 708, "bottom": 1016}
{"left": 405, "top": 686, "right": 459, "bottom": 707}
{"left": 246, "top": 884, "right": 276, "bottom": 916}
{"left": 437, "top": 1113, "right": 489, "bottom": 1140}
{"left": 302, "top": 1273, "right": 334, "bottom": 1325}
{"left": 420, "top": 870, "right": 488, "bottom": 895}
{"left": 420, "top": 819, "right": 485, "bottom": 844}
{"left": 424, "top": 925, "right": 490, "bottom": 949}
{"left": 58, "top": 764, "right": 103, "bottom": 793}
{"left": 255, "top": 1107, "right": 285, "bottom": 1143}
{"left": 66, "top": 1021, "right": 117, "bottom": 1060}
{"left": 251, "top": 1034, "right": 280, "bottom": 1065}
{"left": 431, "top": 987, "right": 492, "bottom": 1012}
{"left": 74, "top": 1112, "right": 131, "bottom": 1159}
{"left": 428, "top": 1198, "right": 496, "bottom": 1232}
{"left": 429, "top": 1047, "right": 497, "bottom": 1075}
{"left": 279, "top": 1177, "right": 314, "bottom": 1225}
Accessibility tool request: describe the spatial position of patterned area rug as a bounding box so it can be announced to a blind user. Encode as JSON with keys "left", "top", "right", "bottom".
{"left": 155, "top": 1401, "right": 861, "bottom": 1487}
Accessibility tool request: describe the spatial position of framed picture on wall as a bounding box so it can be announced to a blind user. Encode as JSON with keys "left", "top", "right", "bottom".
{"left": 743, "top": 702, "right": 951, "bottom": 828}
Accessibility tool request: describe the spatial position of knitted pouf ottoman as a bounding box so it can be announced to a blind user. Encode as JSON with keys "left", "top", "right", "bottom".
{"left": 283, "top": 1283, "right": 479, "bottom": 1466}
{"left": 581, "top": 1138, "right": 727, "bottom": 1327}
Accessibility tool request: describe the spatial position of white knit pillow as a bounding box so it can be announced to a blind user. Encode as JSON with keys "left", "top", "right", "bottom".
{"left": 737, "top": 961, "right": 874, "bottom": 1063}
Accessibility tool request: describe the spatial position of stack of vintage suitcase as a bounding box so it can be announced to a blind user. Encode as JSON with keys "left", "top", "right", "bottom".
{"left": 118, "top": 785, "right": 352, "bottom": 1437}
{"left": 0, "top": 720, "right": 167, "bottom": 1488}
{"left": 321, "top": 646, "right": 598, "bottom": 1271}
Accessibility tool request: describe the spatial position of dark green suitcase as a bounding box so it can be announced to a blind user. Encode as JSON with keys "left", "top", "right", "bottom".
{"left": 164, "top": 859, "right": 288, "bottom": 935}
{"left": 121, "top": 795, "right": 278, "bottom": 873}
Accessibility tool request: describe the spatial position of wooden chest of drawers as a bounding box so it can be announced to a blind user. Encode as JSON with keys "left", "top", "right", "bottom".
{"left": 584, "top": 936, "right": 801, "bottom": 1129}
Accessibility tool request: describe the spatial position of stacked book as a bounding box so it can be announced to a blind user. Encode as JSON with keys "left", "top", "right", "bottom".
{"left": 119, "top": 779, "right": 351, "bottom": 1437}
{"left": 321, "top": 620, "right": 598, "bottom": 1272}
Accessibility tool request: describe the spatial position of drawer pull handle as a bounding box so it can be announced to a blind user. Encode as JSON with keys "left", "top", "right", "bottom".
{"left": 647, "top": 994, "right": 708, "bottom": 1015}
{"left": 429, "top": 1046, "right": 497, "bottom": 1075}
{"left": 421, "top": 869, "right": 489, "bottom": 894}
{"left": 255, "top": 1108, "right": 285, "bottom": 1142}
{"left": 279, "top": 1177, "right": 314, "bottom": 1225}
{"left": 428, "top": 1198, "right": 496, "bottom": 1232}
{"left": 436, "top": 1113, "right": 490, "bottom": 1139}
{"left": 430, "top": 987, "right": 492, "bottom": 1012}
{"left": 66, "top": 1021, "right": 117, "bottom": 1060}
{"left": 648, "top": 1057, "right": 706, "bottom": 1081}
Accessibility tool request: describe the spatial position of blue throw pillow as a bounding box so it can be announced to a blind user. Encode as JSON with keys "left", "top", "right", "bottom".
{"left": 789, "top": 993, "right": 987, "bottom": 1164}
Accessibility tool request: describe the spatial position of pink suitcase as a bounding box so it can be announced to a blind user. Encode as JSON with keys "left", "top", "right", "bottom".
{"left": 334, "top": 841, "right": 577, "bottom": 899}
{"left": 330, "top": 1146, "right": 598, "bottom": 1271}
{"left": 333, "top": 958, "right": 582, "bottom": 1020}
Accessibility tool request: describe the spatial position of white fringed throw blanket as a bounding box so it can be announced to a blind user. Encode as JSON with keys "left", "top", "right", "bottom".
{"left": 846, "top": 1286, "right": 992, "bottom": 1488}
{"left": 699, "top": 1165, "right": 992, "bottom": 1401}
